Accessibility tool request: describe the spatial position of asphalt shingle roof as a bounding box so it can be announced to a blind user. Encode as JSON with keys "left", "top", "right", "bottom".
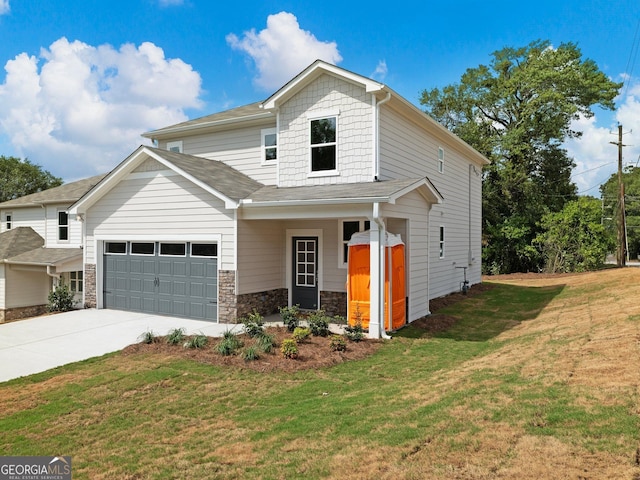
{"left": 7, "top": 247, "right": 82, "bottom": 265}
{"left": 146, "top": 147, "right": 264, "bottom": 202}
{"left": 0, "top": 174, "right": 108, "bottom": 208}
{"left": 0, "top": 227, "right": 44, "bottom": 259}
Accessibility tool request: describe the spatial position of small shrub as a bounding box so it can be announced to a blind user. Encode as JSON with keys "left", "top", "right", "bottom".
{"left": 243, "top": 346, "right": 260, "bottom": 362}
{"left": 138, "top": 330, "right": 158, "bottom": 344}
{"left": 256, "top": 332, "right": 275, "bottom": 353}
{"left": 183, "top": 334, "right": 208, "bottom": 349}
{"left": 308, "top": 310, "right": 330, "bottom": 337}
{"left": 329, "top": 335, "right": 347, "bottom": 352}
{"left": 344, "top": 321, "right": 365, "bottom": 342}
{"left": 216, "top": 332, "right": 242, "bottom": 356}
{"left": 280, "top": 305, "right": 300, "bottom": 332}
{"left": 166, "top": 328, "right": 186, "bottom": 345}
{"left": 47, "top": 282, "right": 76, "bottom": 312}
{"left": 281, "top": 338, "right": 299, "bottom": 359}
{"left": 292, "top": 327, "right": 311, "bottom": 343}
{"left": 242, "top": 310, "right": 265, "bottom": 338}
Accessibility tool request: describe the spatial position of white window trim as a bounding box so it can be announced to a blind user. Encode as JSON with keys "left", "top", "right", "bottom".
{"left": 57, "top": 210, "right": 69, "bottom": 243}
{"left": 130, "top": 242, "right": 156, "bottom": 256}
{"left": 104, "top": 242, "right": 127, "bottom": 255}
{"left": 70, "top": 271, "right": 83, "bottom": 293}
{"left": 167, "top": 140, "right": 183, "bottom": 153}
{"left": 339, "top": 219, "right": 371, "bottom": 268}
{"left": 5, "top": 212, "right": 12, "bottom": 231}
{"left": 439, "top": 225, "right": 445, "bottom": 259}
{"left": 261, "top": 127, "right": 277, "bottom": 165}
{"left": 190, "top": 243, "right": 218, "bottom": 258}
{"left": 438, "top": 147, "right": 445, "bottom": 174}
{"left": 308, "top": 114, "right": 340, "bottom": 177}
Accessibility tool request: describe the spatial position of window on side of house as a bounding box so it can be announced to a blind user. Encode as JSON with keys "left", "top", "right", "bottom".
{"left": 438, "top": 147, "right": 445, "bottom": 173}
{"left": 310, "top": 117, "right": 337, "bottom": 173}
{"left": 439, "top": 226, "right": 445, "bottom": 258}
{"left": 262, "top": 128, "right": 277, "bottom": 164}
{"left": 340, "top": 219, "right": 371, "bottom": 267}
{"left": 70, "top": 271, "right": 83, "bottom": 293}
{"left": 58, "top": 211, "right": 69, "bottom": 241}
{"left": 5, "top": 213, "right": 11, "bottom": 230}
{"left": 167, "top": 140, "right": 183, "bottom": 153}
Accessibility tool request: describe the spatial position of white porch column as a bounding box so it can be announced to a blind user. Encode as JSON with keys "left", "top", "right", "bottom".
{"left": 368, "top": 203, "right": 388, "bottom": 339}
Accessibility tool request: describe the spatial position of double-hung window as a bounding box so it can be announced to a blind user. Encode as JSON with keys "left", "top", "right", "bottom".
{"left": 439, "top": 226, "right": 445, "bottom": 258}
{"left": 438, "top": 147, "right": 445, "bottom": 173}
{"left": 167, "top": 140, "right": 183, "bottom": 153}
{"left": 70, "top": 271, "right": 83, "bottom": 293}
{"left": 340, "top": 219, "right": 370, "bottom": 267}
{"left": 310, "top": 116, "right": 337, "bottom": 173}
{"left": 58, "top": 211, "right": 69, "bottom": 241}
{"left": 5, "top": 213, "right": 11, "bottom": 230}
{"left": 262, "top": 128, "right": 277, "bottom": 164}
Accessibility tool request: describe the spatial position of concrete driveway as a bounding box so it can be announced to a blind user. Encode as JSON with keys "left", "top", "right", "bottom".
{"left": 0, "top": 309, "right": 242, "bottom": 383}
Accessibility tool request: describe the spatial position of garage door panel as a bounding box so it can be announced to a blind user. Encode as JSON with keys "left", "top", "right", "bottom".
{"left": 104, "top": 248, "right": 217, "bottom": 321}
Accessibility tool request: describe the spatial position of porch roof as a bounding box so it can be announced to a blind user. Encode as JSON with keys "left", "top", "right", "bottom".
{"left": 240, "top": 177, "right": 443, "bottom": 207}
{"left": 5, "top": 247, "right": 83, "bottom": 267}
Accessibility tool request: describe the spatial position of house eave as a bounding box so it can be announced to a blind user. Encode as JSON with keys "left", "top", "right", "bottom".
{"left": 142, "top": 112, "right": 274, "bottom": 140}
{"left": 239, "top": 196, "right": 392, "bottom": 208}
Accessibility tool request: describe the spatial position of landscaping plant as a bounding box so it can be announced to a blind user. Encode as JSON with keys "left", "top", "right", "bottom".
{"left": 280, "top": 338, "right": 299, "bottom": 359}
{"left": 279, "top": 304, "right": 300, "bottom": 332}
{"left": 242, "top": 310, "right": 265, "bottom": 338}
{"left": 307, "top": 310, "right": 330, "bottom": 336}
{"left": 47, "top": 282, "right": 76, "bottom": 312}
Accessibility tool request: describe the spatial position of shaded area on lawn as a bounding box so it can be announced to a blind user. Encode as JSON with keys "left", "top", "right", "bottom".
{"left": 397, "top": 281, "right": 566, "bottom": 342}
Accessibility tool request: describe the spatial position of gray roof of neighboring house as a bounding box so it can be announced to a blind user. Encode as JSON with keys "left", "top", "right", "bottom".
{"left": 0, "top": 174, "right": 108, "bottom": 208}
{"left": 7, "top": 247, "right": 82, "bottom": 266}
{"left": 0, "top": 227, "right": 44, "bottom": 259}
{"left": 143, "top": 102, "right": 270, "bottom": 138}
{"left": 146, "top": 146, "right": 264, "bottom": 202}
{"left": 244, "top": 177, "right": 442, "bottom": 204}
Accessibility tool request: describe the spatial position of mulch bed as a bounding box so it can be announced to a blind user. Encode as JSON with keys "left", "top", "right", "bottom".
{"left": 122, "top": 282, "right": 494, "bottom": 372}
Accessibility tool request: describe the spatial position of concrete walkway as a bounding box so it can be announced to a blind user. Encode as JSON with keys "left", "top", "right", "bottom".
{"left": 0, "top": 309, "right": 242, "bottom": 383}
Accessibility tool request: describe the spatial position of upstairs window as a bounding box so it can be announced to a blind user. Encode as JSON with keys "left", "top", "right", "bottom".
{"left": 439, "top": 226, "right": 445, "bottom": 258}
{"left": 5, "top": 213, "right": 11, "bottom": 230}
{"left": 310, "top": 117, "right": 337, "bottom": 172}
{"left": 167, "top": 140, "right": 183, "bottom": 153}
{"left": 262, "top": 128, "right": 277, "bottom": 163}
{"left": 438, "top": 147, "right": 445, "bottom": 173}
{"left": 58, "top": 211, "right": 69, "bottom": 241}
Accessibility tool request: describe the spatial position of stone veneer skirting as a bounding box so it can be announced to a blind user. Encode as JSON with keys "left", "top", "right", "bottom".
{"left": 320, "top": 291, "right": 347, "bottom": 318}
{"left": 237, "top": 288, "right": 288, "bottom": 321}
{"left": 0, "top": 305, "right": 48, "bottom": 323}
{"left": 84, "top": 264, "right": 96, "bottom": 308}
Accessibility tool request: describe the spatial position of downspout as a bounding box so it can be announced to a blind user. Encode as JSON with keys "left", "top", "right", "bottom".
{"left": 46, "top": 265, "right": 60, "bottom": 292}
{"left": 468, "top": 165, "right": 473, "bottom": 266}
{"left": 370, "top": 202, "right": 391, "bottom": 339}
{"left": 372, "top": 92, "right": 392, "bottom": 181}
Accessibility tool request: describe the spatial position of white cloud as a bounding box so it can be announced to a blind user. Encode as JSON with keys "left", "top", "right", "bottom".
{"left": 0, "top": 0, "right": 9, "bottom": 15}
{"left": 372, "top": 60, "right": 388, "bottom": 81}
{"left": 0, "top": 37, "right": 202, "bottom": 180}
{"left": 226, "top": 12, "right": 342, "bottom": 91}
{"left": 157, "top": 0, "right": 184, "bottom": 6}
{"left": 566, "top": 82, "right": 640, "bottom": 196}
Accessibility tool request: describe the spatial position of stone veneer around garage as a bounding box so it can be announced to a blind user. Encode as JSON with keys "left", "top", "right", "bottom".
{"left": 84, "top": 264, "right": 96, "bottom": 308}
{"left": 0, "top": 305, "right": 48, "bottom": 323}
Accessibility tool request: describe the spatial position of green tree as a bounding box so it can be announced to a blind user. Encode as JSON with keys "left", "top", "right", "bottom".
{"left": 534, "top": 197, "right": 613, "bottom": 273}
{"left": 420, "top": 40, "right": 621, "bottom": 273}
{"left": 600, "top": 166, "right": 640, "bottom": 260}
{"left": 0, "top": 156, "right": 63, "bottom": 202}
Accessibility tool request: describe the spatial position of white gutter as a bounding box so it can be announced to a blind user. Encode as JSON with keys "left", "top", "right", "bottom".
{"left": 239, "top": 196, "right": 391, "bottom": 208}
{"left": 373, "top": 92, "right": 392, "bottom": 181}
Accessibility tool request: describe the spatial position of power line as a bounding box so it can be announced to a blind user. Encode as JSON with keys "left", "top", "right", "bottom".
{"left": 622, "top": 18, "right": 640, "bottom": 100}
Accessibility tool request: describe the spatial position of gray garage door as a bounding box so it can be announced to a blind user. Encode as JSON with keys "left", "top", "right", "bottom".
{"left": 103, "top": 241, "right": 217, "bottom": 321}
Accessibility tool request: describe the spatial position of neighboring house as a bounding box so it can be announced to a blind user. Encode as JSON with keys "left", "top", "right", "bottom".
{"left": 68, "top": 60, "right": 489, "bottom": 338}
{"left": 0, "top": 175, "right": 106, "bottom": 321}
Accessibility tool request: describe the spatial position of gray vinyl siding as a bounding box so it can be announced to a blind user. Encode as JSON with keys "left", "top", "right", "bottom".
{"left": 278, "top": 74, "right": 373, "bottom": 187}
{"left": 85, "top": 172, "right": 235, "bottom": 270}
{"left": 2, "top": 208, "right": 44, "bottom": 237}
{"left": 382, "top": 190, "right": 430, "bottom": 321}
{"left": 378, "top": 105, "right": 483, "bottom": 298}
{"left": 0, "top": 265, "right": 5, "bottom": 309}
{"left": 236, "top": 219, "right": 284, "bottom": 295}
{"left": 1, "top": 205, "right": 82, "bottom": 248}
{"left": 5, "top": 265, "right": 50, "bottom": 308}
{"left": 158, "top": 121, "right": 278, "bottom": 186}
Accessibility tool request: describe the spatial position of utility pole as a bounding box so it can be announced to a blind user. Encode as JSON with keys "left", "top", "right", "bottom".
{"left": 610, "top": 125, "right": 628, "bottom": 267}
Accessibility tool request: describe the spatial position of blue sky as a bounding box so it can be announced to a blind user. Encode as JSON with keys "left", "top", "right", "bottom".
{"left": 0, "top": 0, "right": 639, "bottom": 194}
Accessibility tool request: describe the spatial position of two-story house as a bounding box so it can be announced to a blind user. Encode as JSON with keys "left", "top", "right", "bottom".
{"left": 68, "top": 61, "right": 488, "bottom": 338}
{"left": 0, "top": 175, "right": 106, "bottom": 321}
